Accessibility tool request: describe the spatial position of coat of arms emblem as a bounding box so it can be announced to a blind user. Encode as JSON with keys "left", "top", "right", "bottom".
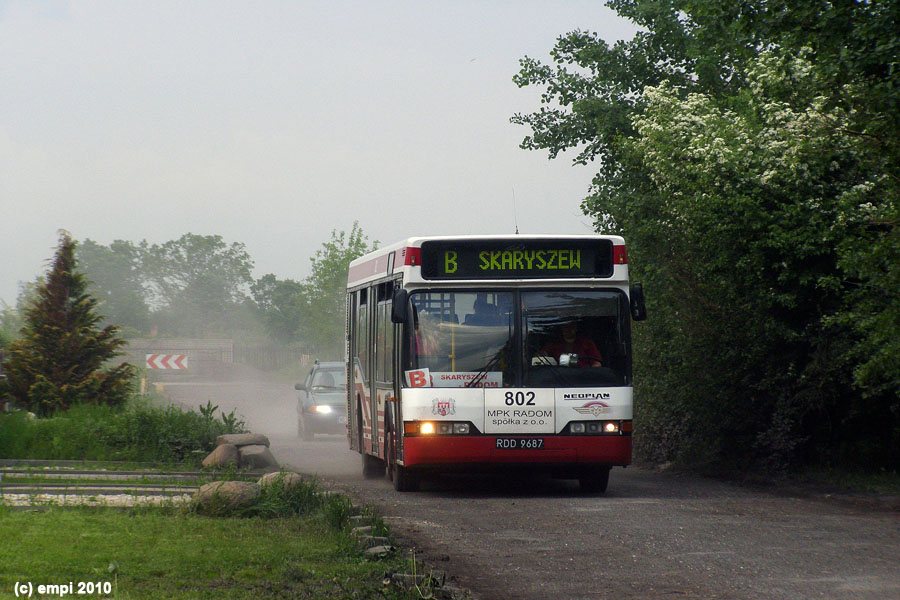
{"left": 432, "top": 398, "right": 456, "bottom": 417}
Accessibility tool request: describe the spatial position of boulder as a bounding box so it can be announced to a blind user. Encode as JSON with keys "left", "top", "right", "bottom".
{"left": 194, "top": 481, "right": 260, "bottom": 511}
{"left": 239, "top": 444, "right": 279, "bottom": 470}
{"left": 216, "top": 433, "right": 270, "bottom": 448}
{"left": 257, "top": 471, "right": 304, "bottom": 491}
{"left": 364, "top": 545, "right": 395, "bottom": 559}
{"left": 201, "top": 443, "right": 239, "bottom": 469}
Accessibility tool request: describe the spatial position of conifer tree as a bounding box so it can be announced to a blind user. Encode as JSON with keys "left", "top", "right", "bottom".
{"left": 0, "top": 231, "right": 135, "bottom": 415}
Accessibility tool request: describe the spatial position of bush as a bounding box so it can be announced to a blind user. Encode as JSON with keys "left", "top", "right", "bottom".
{"left": 0, "top": 397, "right": 245, "bottom": 464}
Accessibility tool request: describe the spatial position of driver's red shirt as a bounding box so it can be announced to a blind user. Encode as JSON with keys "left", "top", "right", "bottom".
{"left": 542, "top": 338, "right": 602, "bottom": 367}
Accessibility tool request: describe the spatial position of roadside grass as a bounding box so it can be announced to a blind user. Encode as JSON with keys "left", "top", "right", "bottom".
{"left": 797, "top": 467, "right": 900, "bottom": 495}
{"left": 0, "top": 396, "right": 245, "bottom": 466}
{"left": 0, "top": 503, "right": 416, "bottom": 599}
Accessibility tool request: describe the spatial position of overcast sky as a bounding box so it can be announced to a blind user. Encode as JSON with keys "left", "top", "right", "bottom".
{"left": 1, "top": 1, "right": 637, "bottom": 306}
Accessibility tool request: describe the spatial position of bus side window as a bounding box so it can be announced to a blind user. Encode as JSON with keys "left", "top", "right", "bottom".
{"left": 376, "top": 300, "right": 394, "bottom": 384}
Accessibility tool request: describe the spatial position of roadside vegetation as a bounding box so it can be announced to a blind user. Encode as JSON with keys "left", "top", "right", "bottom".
{"left": 0, "top": 397, "right": 244, "bottom": 465}
{"left": 0, "top": 232, "right": 426, "bottom": 598}
{"left": 0, "top": 232, "right": 248, "bottom": 466}
{"left": 0, "top": 477, "right": 420, "bottom": 600}
{"left": 512, "top": 0, "right": 900, "bottom": 478}
{"left": 0, "top": 231, "right": 134, "bottom": 416}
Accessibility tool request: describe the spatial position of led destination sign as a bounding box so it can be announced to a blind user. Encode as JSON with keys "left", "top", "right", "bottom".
{"left": 420, "top": 239, "right": 614, "bottom": 280}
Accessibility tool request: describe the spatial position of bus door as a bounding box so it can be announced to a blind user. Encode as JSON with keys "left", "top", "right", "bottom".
{"left": 350, "top": 287, "right": 376, "bottom": 454}
{"left": 373, "top": 283, "right": 396, "bottom": 458}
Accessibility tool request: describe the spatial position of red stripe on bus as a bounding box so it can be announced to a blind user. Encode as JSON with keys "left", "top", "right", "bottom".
{"left": 402, "top": 436, "right": 631, "bottom": 467}
{"left": 348, "top": 255, "right": 389, "bottom": 285}
{"left": 347, "top": 247, "right": 420, "bottom": 285}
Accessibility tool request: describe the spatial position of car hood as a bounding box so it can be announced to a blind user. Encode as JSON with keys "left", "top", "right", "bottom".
{"left": 308, "top": 390, "right": 346, "bottom": 406}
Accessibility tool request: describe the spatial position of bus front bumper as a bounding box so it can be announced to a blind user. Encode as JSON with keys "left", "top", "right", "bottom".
{"left": 402, "top": 435, "right": 631, "bottom": 469}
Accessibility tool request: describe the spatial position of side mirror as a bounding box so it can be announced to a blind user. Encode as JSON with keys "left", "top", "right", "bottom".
{"left": 294, "top": 383, "right": 307, "bottom": 391}
{"left": 630, "top": 283, "right": 647, "bottom": 321}
{"left": 391, "top": 288, "right": 409, "bottom": 324}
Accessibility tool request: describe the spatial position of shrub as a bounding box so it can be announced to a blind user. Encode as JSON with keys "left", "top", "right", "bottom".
{"left": 1, "top": 232, "right": 135, "bottom": 415}
{"left": 0, "top": 397, "right": 245, "bottom": 464}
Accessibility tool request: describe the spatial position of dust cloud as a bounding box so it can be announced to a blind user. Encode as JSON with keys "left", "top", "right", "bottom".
{"left": 153, "top": 363, "right": 361, "bottom": 479}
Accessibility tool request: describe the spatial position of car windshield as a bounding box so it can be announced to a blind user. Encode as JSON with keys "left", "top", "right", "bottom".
{"left": 311, "top": 368, "right": 345, "bottom": 390}
{"left": 406, "top": 289, "right": 629, "bottom": 388}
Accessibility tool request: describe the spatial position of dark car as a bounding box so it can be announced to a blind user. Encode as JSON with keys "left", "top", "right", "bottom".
{"left": 295, "top": 361, "right": 347, "bottom": 441}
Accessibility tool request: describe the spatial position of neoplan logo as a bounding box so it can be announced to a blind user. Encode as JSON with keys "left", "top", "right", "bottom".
{"left": 562, "top": 392, "right": 611, "bottom": 401}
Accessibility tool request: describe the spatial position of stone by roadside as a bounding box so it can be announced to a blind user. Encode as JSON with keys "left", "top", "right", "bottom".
{"left": 0, "top": 493, "right": 193, "bottom": 508}
{"left": 202, "top": 432, "right": 279, "bottom": 471}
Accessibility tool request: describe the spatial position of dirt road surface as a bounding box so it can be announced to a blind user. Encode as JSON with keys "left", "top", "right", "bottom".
{"left": 162, "top": 377, "right": 900, "bottom": 600}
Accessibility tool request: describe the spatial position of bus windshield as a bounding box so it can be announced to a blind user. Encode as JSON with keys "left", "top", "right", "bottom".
{"left": 407, "top": 289, "right": 630, "bottom": 388}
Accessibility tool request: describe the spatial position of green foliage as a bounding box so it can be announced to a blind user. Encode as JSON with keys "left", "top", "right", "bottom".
{"left": 0, "top": 397, "right": 246, "bottom": 463}
{"left": 14, "top": 228, "right": 373, "bottom": 356}
{"left": 0, "top": 297, "right": 26, "bottom": 348}
{"left": 513, "top": 1, "right": 900, "bottom": 471}
{"left": 0, "top": 508, "right": 419, "bottom": 600}
{"left": 321, "top": 493, "right": 355, "bottom": 531}
{"left": 216, "top": 472, "right": 326, "bottom": 519}
{"left": 250, "top": 274, "right": 305, "bottom": 344}
{"left": 74, "top": 233, "right": 261, "bottom": 339}
{"left": 143, "top": 233, "right": 256, "bottom": 337}
{"left": 252, "top": 222, "right": 376, "bottom": 358}
{"left": 0, "top": 232, "right": 136, "bottom": 415}
{"left": 76, "top": 239, "right": 151, "bottom": 335}
{"left": 303, "top": 223, "right": 376, "bottom": 357}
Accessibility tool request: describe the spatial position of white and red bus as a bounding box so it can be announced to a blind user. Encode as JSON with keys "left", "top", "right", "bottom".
{"left": 345, "top": 235, "right": 646, "bottom": 492}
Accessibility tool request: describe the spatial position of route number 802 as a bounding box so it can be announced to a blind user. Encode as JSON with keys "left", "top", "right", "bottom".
{"left": 504, "top": 391, "right": 536, "bottom": 406}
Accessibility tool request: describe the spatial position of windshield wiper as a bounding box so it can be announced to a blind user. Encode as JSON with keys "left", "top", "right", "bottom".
{"left": 465, "top": 344, "right": 507, "bottom": 388}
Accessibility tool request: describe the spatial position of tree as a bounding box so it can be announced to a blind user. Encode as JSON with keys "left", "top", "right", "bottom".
{"left": 512, "top": 1, "right": 900, "bottom": 470}
{"left": 252, "top": 223, "right": 375, "bottom": 357}
{"left": 301, "top": 223, "right": 375, "bottom": 358}
{"left": 76, "top": 239, "right": 151, "bottom": 335}
{"left": 0, "top": 286, "right": 32, "bottom": 350}
{"left": 250, "top": 274, "right": 306, "bottom": 344}
{"left": 142, "top": 234, "right": 255, "bottom": 336}
{"left": 0, "top": 232, "right": 135, "bottom": 415}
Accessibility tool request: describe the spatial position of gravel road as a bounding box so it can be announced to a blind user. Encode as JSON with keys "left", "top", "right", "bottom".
{"left": 163, "top": 378, "right": 900, "bottom": 600}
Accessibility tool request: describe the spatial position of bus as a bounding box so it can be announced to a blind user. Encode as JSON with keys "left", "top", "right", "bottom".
{"left": 345, "top": 235, "right": 646, "bottom": 493}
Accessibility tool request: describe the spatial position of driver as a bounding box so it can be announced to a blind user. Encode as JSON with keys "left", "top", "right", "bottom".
{"left": 541, "top": 322, "right": 602, "bottom": 367}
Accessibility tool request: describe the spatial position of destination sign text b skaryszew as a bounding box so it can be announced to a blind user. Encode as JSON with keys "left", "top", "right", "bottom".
{"left": 420, "top": 239, "right": 614, "bottom": 280}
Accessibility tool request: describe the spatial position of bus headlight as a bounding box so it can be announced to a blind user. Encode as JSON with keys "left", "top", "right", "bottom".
{"left": 403, "top": 421, "right": 474, "bottom": 436}
{"left": 567, "top": 420, "right": 631, "bottom": 436}
{"left": 313, "top": 405, "right": 333, "bottom": 414}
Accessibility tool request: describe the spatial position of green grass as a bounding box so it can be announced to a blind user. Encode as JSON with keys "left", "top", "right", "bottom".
{"left": 0, "top": 504, "right": 416, "bottom": 599}
{"left": 797, "top": 467, "right": 900, "bottom": 495}
{"left": 0, "top": 397, "right": 245, "bottom": 466}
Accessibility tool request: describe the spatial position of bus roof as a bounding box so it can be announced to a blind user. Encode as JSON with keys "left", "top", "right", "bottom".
{"left": 347, "top": 234, "right": 629, "bottom": 289}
